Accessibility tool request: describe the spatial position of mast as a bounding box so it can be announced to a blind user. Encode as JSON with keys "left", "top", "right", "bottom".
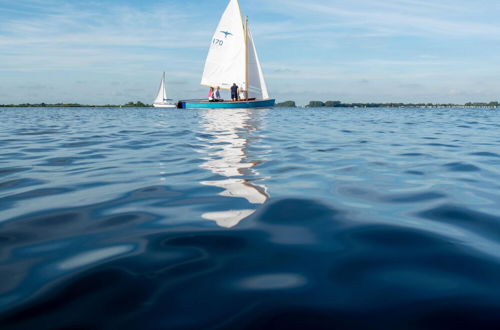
{"left": 245, "top": 16, "right": 249, "bottom": 101}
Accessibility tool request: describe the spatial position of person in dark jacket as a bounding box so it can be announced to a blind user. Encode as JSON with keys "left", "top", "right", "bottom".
{"left": 230, "top": 83, "right": 239, "bottom": 101}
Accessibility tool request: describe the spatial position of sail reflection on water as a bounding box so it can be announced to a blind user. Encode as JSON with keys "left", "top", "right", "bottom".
{"left": 199, "top": 109, "right": 268, "bottom": 228}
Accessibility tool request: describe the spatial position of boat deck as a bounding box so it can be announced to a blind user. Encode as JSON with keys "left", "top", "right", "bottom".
{"left": 181, "top": 99, "right": 257, "bottom": 104}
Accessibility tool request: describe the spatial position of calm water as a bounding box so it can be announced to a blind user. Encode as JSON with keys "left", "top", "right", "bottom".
{"left": 1, "top": 107, "right": 500, "bottom": 329}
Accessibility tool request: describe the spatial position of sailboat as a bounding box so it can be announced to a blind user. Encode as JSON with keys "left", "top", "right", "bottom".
{"left": 179, "top": 0, "right": 275, "bottom": 109}
{"left": 153, "top": 72, "right": 177, "bottom": 108}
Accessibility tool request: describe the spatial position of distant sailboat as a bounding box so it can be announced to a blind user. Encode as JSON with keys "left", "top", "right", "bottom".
{"left": 179, "top": 0, "right": 275, "bottom": 109}
{"left": 153, "top": 72, "right": 177, "bottom": 108}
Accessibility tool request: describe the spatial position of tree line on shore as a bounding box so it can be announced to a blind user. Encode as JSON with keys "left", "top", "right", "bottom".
{"left": 276, "top": 101, "right": 500, "bottom": 108}
{"left": 0, "top": 101, "right": 149, "bottom": 108}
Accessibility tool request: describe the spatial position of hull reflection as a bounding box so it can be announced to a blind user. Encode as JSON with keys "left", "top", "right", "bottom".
{"left": 199, "top": 109, "right": 268, "bottom": 228}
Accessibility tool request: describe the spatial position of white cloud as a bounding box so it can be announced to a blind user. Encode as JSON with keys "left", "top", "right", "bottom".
{"left": 265, "top": 0, "right": 500, "bottom": 39}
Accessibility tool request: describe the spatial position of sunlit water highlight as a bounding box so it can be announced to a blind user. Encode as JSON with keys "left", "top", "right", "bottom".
{"left": 1, "top": 107, "right": 500, "bottom": 329}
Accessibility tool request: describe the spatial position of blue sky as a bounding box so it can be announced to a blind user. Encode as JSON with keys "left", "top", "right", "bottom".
{"left": 0, "top": 0, "right": 499, "bottom": 105}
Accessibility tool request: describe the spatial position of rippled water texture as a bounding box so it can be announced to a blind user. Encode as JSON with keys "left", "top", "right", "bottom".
{"left": 1, "top": 107, "right": 500, "bottom": 329}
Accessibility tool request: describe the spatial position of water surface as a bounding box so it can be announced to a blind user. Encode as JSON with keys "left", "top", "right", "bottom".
{"left": 1, "top": 107, "right": 500, "bottom": 329}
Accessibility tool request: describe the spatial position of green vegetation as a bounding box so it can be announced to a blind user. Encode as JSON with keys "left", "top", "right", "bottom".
{"left": 307, "top": 101, "right": 325, "bottom": 108}
{"left": 465, "top": 101, "right": 499, "bottom": 107}
{"left": 0, "top": 103, "right": 84, "bottom": 107}
{"left": 276, "top": 100, "right": 296, "bottom": 107}
{"left": 122, "top": 101, "right": 149, "bottom": 107}
{"left": 0, "top": 101, "right": 151, "bottom": 108}
{"left": 324, "top": 101, "right": 342, "bottom": 107}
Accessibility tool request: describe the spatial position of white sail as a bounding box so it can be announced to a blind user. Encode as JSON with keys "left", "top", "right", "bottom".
{"left": 154, "top": 73, "right": 167, "bottom": 104}
{"left": 201, "top": 0, "right": 246, "bottom": 90}
{"left": 247, "top": 28, "right": 269, "bottom": 100}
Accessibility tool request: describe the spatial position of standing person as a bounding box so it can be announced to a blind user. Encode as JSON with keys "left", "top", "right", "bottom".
{"left": 230, "top": 83, "right": 239, "bottom": 101}
{"left": 208, "top": 87, "right": 214, "bottom": 102}
{"left": 215, "top": 87, "right": 222, "bottom": 102}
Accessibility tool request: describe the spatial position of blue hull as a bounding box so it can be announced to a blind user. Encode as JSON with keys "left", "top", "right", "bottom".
{"left": 179, "top": 99, "right": 275, "bottom": 109}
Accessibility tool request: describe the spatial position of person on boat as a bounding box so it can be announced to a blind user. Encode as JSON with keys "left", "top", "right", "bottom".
{"left": 231, "top": 83, "right": 239, "bottom": 101}
{"left": 215, "top": 87, "right": 222, "bottom": 102}
{"left": 208, "top": 87, "right": 215, "bottom": 102}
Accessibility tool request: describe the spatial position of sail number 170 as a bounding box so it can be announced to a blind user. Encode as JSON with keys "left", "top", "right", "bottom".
{"left": 212, "top": 38, "right": 224, "bottom": 46}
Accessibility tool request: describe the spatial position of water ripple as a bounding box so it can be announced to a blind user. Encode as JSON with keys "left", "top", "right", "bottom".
{"left": 1, "top": 107, "right": 500, "bottom": 328}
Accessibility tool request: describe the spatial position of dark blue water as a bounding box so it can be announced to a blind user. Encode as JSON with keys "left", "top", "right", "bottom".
{"left": 1, "top": 107, "right": 500, "bottom": 329}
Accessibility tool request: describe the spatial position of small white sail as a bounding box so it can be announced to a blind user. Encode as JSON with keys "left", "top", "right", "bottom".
{"left": 153, "top": 73, "right": 176, "bottom": 108}
{"left": 154, "top": 73, "right": 167, "bottom": 104}
{"left": 247, "top": 28, "right": 269, "bottom": 100}
{"left": 201, "top": 0, "right": 246, "bottom": 90}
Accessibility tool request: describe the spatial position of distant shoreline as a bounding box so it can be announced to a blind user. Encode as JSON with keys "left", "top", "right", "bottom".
{"left": 0, "top": 101, "right": 149, "bottom": 108}
{"left": 1, "top": 100, "right": 499, "bottom": 109}
{"left": 276, "top": 100, "right": 500, "bottom": 108}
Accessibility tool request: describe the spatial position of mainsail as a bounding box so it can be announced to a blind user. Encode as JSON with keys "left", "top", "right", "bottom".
{"left": 154, "top": 73, "right": 167, "bottom": 104}
{"left": 201, "top": 0, "right": 269, "bottom": 100}
{"left": 201, "top": 0, "right": 246, "bottom": 90}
